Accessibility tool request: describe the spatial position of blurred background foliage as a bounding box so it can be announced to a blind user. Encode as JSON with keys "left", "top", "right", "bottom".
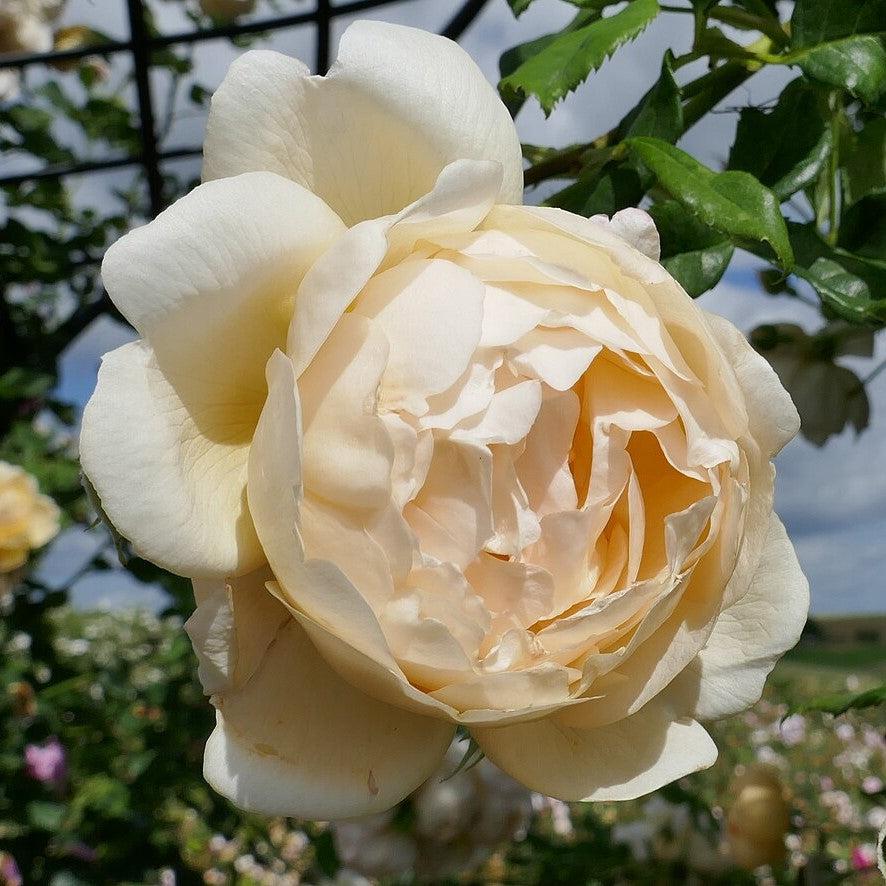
{"left": 0, "top": 0, "right": 884, "bottom": 883}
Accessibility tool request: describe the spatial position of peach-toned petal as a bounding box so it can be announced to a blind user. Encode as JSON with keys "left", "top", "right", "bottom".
{"left": 473, "top": 695, "right": 716, "bottom": 802}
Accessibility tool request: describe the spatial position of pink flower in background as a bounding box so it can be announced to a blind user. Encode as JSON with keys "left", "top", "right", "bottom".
{"left": 850, "top": 843, "right": 876, "bottom": 871}
{"left": 24, "top": 736, "right": 67, "bottom": 786}
{"left": 862, "top": 776, "right": 883, "bottom": 795}
{"left": 0, "top": 852, "right": 22, "bottom": 886}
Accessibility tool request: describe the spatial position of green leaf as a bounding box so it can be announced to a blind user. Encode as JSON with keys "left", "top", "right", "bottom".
{"left": 839, "top": 194, "right": 886, "bottom": 260}
{"left": 647, "top": 200, "right": 735, "bottom": 297}
{"left": 794, "top": 257, "right": 886, "bottom": 323}
{"left": 189, "top": 83, "right": 211, "bottom": 106}
{"left": 786, "top": 0, "right": 886, "bottom": 102}
{"left": 791, "top": 36, "right": 886, "bottom": 104}
{"left": 499, "top": 9, "right": 600, "bottom": 114}
{"left": 728, "top": 78, "right": 832, "bottom": 199}
{"left": 626, "top": 136, "right": 794, "bottom": 269}
{"left": 547, "top": 161, "right": 645, "bottom": 217}
{"left": 27, "top": 800, "right": 66, "bottom": 831}
{"left": 510, "top": 0, "right": 627, "bottom": 12}
{"left": 444, "top": 735, "right": 485, "bottom": 781}
{"left": 843, "top": 118, "right": 886, "bottom": 204}
{"left": 0, "top": 368, "right": 54, "bottom": 400}
{"left": 507, "top": 0, "right": 535, "bottom": 15}
{"left": 792, "top": 682, "right": 886, "bottom": 716}
{"left": 791, "top": 0, "right": 886, "bottom": 47}
{"left": 616, "top": 50, "right": 683, "bottom": 143}
{"left": 81, "top": 472, "right": 130, "bottom": 565}
{"left": 500, "top": 0, "right": 660, "bottom": 114}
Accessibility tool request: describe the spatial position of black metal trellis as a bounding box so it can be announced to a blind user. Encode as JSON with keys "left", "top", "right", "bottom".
{"left": 0, "top": 0, "right": 491, "bottom": 217}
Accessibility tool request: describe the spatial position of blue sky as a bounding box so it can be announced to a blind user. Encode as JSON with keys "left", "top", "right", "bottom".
{"left": 36, "top": 0, "right": 886, "bottom": 614}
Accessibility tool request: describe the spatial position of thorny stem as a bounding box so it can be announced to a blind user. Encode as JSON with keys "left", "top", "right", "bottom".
{"left": 524, "top": 37, "right": 774, "bottom": 188}
{"left": 660, "top": 3, "right": 789, "bottom": 47}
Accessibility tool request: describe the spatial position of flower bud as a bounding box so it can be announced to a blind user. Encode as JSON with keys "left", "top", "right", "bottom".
{"left": 725, "top": 764, "right": 791, "bottom": 871}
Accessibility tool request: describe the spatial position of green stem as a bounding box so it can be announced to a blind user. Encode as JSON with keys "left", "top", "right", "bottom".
{"left": 660, "top": 3, "right": 789, "bottom": 47}
{"left": 861, "top": 356, "right": 886, "bottom": 387}
{"left": 827, "top": 93, "right": 842, "bottom": 246}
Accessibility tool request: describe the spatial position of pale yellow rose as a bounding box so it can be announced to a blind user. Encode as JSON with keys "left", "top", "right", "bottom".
{"left": 0, "top": 462, "right": 60, "bottom": 573}
{"left": 725, "top": 764, "right": 791, "bottom": 871}
{"left": 79, "top": 22, "right": 808, "bottom": 819}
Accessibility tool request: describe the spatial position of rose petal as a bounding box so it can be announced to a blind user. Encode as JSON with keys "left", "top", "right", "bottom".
{"left": 187, "top": 567, "right": 287, "bottom": 695}
{"left": 80, "top": 341, "right": 261, "bottom": 577}
{"left": 299, "top": 314, "right": 393, "bottom": 511}
{"left": 204, "top": 619, "right": 454, "bottom": 818}
{"left": 288, "top": 159, "right": 502, "bottom": 377}
{"left": 81, "top": 173, "right": 343, "bottom": 577}
{"left": 203, "top": 21, "right": 522, "bottom": 224}
{"left": 704, "top": 313, "right": 800, "bottom": 458}
{"left": 473, "top": 695, "right": 716, "bottom": 801}
{"left": 353, "top": 258, "right": 485, "bottom": 415}
{"left": 667, "top": 515, "right": 808, "bottom": 721}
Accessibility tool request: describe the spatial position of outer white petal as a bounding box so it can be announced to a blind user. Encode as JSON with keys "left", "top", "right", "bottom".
{"left": 473, "top": 696, "right": 717, "bottom": 802}
{"left": 187, "top": 567, "right": 287, "bottom": 695}
{"left": 203, "top": 22, "right": 522, "bottom": 223}
{"left": 82, "top": 173, "right": 344, "bottom": 577}
{"left": 704, "top": 313, "right": 801, "bottom": 457}
{"left": 101, "top": 172, "right": 343, "bottom": 352}
{"left": 80, "top": 341, "right": 261, "bottom": 577}
{"left": 204, "top": 619, "right": 454, "bottom": 819}
{"left": 667, "top": 515, "right": 808, "bottom": 721}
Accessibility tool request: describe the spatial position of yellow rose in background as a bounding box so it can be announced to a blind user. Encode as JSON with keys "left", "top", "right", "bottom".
{"left": 80, "top": 21, "right": 809, "bottom": 819}
{"left": 0, "top": 461, "right": 60, "bottom": 574}
{"left": 725, "top": 764, "right": 792, "bottom": 871}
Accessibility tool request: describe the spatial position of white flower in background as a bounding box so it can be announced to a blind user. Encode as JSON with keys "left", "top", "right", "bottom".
{"left": 0, "top": 0, "right": 66, "bottom": 100}
{"left": 531, "top": 795, "right": 574, "bottom": 837}
{"left": 612, "top": 794, "right": 727, "bottom": 874}
{"left": 778, "top": 713, "right": 807, "bottom": 747}
{"left": 612, "top": 819, "right": 657, "bottom": 862}
{"left": 333, "top": 740, "right": 531, "bottom": 881}
{"left": 0, "top": 461, "right": 60, "bottom": 573}
{"left": 80, "top": 20, "right": 808, "bottom": 818}
{"left": 198, "top": 0, "right": 256, "bottom": 22}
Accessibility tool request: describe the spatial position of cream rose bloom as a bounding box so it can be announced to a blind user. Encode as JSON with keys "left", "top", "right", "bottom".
{"left": 0, "top": 461, "right": 60, "bottom": 573}
{"left": 79, "top": 21, "right": 809, "bottom": 819}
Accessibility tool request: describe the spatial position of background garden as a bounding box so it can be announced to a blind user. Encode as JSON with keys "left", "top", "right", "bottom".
{"left": 1, "top": 0, "right": 884, "bottom": 883}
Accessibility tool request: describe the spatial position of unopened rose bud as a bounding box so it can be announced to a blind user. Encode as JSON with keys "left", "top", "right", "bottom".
{"left": 8, "top": 680, "right": 36, "bottom": 718}
{"left": 725, "top": 764, "right": 791, "bottom": 871}
{"left": 198, "top": 0, "right": 256, "bottom": 22}
{"left": 50, "top": 25, "right": 97, "bottom": 72}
